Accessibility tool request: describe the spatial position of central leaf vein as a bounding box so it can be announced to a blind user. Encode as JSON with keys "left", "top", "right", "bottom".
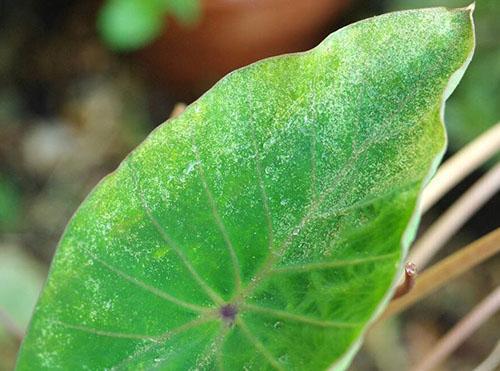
{"left": 239, "top": 89, "right": 418, "bottom": 301}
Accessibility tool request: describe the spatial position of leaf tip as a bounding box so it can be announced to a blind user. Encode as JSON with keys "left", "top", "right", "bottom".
{"left": 456, "top": 2, "right": 476, "bottom": 26}
{"left": 465, "top": 2, "right": 475, "bottom": 13}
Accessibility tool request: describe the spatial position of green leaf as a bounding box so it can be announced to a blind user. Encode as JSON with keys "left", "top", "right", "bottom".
{"left": 389, "top": 0, "right": 500, "bottom": 160}
{"left": 0, "top": 175, "right": 20, "bottom": 232}
{"left": 18, "top": 6, "right": 474, "bottom": 370}
{"left": 166, "top": 0, "right": 200, "bottom": 24}
{"left": 97, "top": 0, "right": 167, "bottom": 51}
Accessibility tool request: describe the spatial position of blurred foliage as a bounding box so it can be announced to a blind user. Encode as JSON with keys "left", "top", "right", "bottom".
{"left": 0, "top": 176, "right": 20, "bottom": 232}
{"left": 167, "top": 0, "right": 201, "bottom": 23}
{"left": 388, "top": 0, "right": 499, "bottom": 153}
{"left": 0, "top": 246, "right": 45, "bottom": 370}
{"left": 0, "top": 248, "right": 45, "bottom": 332}
{"left": 97, "top": 0, "right": 200, "bottom": 51}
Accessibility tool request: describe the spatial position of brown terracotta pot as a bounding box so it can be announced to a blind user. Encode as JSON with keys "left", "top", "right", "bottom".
{"left": 140, "top": 0, "right": 350, "bottom": 101}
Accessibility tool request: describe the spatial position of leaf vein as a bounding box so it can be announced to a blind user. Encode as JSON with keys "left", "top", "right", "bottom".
{"left": 250, "top": 117, "right": 275, "bottom": 260}
{"left": 313, "top": 179, "right": 419, "bottom": 221}
{"left": 270, "top": 252, "right": 398, "bottom": 274}
{"left": 112, "top": 316, "right": 215, "bottom": 370}
{"left": 50, "top": 320, "right": 157, "bottom": 341}
{"left": 238, "top": 90, "right": 418, "bottom": 301}
{"left": 86, "top": 250, "right": 209, "bottom": 313}
{"left": 192, "top": 139, "right": 242, "bottom": 293}
{"left": 236, "top": 318, "right": 283, "bottom": 370}
{"left": 242, "top": 304, "right": 361, "bottom": 328}
{"left": 128, "top": 162, "right": 224, "bottom": 305}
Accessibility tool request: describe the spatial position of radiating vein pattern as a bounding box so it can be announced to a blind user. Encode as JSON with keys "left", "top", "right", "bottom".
{"left": 84, "top": 249, "right": 207, "bottom": 313}
{"left": 129, "top": 162, "right": 224, "bottom": 306}
{"left": 238, "top": 93, "right": 420, "bottom": 300}
{"left": 17, "top": 6, "right": 474, "bottom": 371}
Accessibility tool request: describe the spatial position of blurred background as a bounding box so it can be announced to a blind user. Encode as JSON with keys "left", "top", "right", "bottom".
{"left": 0, "top": 0, "right": 498, "bottom": 369}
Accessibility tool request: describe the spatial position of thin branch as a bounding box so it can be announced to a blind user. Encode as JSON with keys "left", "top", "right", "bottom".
{"left": 170, "top": 103, "right": 187, "bottom": 118}
{"left": 474, "top": 341, "right": 500, "bottom": 371}
{"left": 410, "top": 163, "right": 500, "bottom": 269}
{"left": 392, "top": 262, "right": 417, "bottom": 300}
{"left": 412, "top": 286, "right": 500, "bottom": 371}
{"left": 421, "top": 122, "right": 500, "bottom": 213}
{"left": 0, "top": 306, "right": 24, "bottom": 343}
{"left": 378, "top": 228, "right": 500, "bottom": 321}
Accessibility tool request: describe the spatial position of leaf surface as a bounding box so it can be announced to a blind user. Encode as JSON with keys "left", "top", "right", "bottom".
{"left": 17, "top": 6, "right": 474, "bottom": 370}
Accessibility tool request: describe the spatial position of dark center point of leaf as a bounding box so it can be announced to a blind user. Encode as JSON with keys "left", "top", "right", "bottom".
{"left": 219, "top": 304, "right": 237, "bottom": 322}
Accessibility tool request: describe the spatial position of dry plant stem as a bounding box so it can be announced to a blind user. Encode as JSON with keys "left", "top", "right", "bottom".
{"left": 379, "top": 228, "right": 500, "bottom": 321}
{"left": 421, "top": 122, "right": 500, "bottom": 213}
{"left": 410, "top": 163, "right": 500, "bottom": 268}
{"left": 0, "top": 306, "right": 24, "bottom": 343}
{"left": 170, "top": 103, "right": 187, "bottom": 118}
{"left": 474, "top": 341, "right": 500, "bottom": 371}
{"left": 412, "top": 286, "right": 500, "bottom": 371}
{"left": 392, "top": 262, "right": 417, "bottom": 300}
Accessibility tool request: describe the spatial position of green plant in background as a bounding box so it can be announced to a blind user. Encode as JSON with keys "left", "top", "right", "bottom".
{"left": 0, "top": 247, "right": 45, "bottom": 370}
{"left": 390, "top": 0, "right": 500, "bottom": 156}
{"left": 98, "top": 0, "right": 200, "bottom": 51}
{"left": 0, "top": 248, "right": 45, "bottom": 338}
{"left": 17, "top": 6, "right": 474, "bottom": 370}
{"left": 0, "top": 175, "right": 20, "bottom": 232}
